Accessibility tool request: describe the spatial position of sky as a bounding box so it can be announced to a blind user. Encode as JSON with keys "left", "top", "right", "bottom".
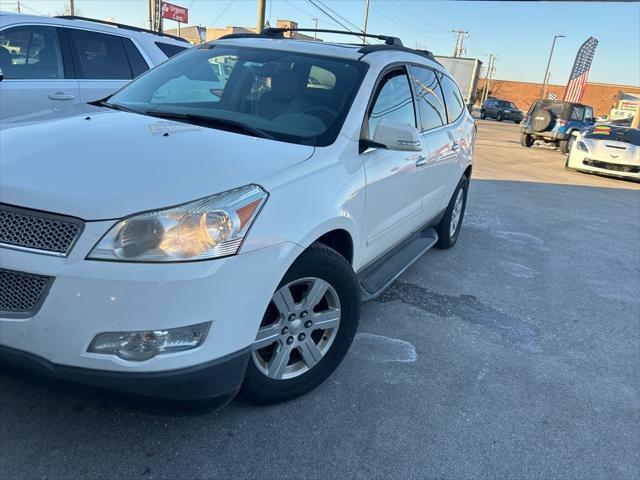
{"left": 3, "top": 0, "right": 639, "bottom": 86}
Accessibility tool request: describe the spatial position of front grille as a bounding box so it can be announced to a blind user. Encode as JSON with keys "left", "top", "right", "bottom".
{"left": 0, "top": 268, "right": 54, "bottom": 317}
{"left": 583, "top": 159, "right": 640, "bottom": 174}
{"left": 0, "top": 204, "right": 83, "bottom": 256}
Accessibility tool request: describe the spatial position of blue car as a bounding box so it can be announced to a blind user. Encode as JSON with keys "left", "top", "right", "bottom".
{"left": 520, "top": 99, "right": 595, "bottom": 153}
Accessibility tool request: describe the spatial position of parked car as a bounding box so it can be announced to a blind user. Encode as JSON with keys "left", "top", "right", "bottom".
{"left": 480, "top": 98, "right": 523, "bottom": 123}
{"left": 520, "top": 99, "right": 594, "bottom": 153}
{"left": 0, "top": 30, "right": 475, "bottom": 409}
{"left": 566, "top": 124, "right": 640, "bottom": 181}
{"left": 0, "top": 13, "right": 190, "bottom": 120}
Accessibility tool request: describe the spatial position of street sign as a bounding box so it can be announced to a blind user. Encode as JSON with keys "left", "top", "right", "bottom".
{"left": 161, "top": 2, "right": 188, "bottom": 23}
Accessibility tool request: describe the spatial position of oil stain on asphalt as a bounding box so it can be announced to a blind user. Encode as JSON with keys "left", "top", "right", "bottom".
{"left": 377, "top": 282, "right": 542, "bottom": 353}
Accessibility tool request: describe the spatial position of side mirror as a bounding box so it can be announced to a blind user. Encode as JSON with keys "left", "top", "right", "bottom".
{"left": 571, "top": 131, "right": 581, "bottom": 139}
{"left": 370, "top": 118, "right": 422, "bottom": 151}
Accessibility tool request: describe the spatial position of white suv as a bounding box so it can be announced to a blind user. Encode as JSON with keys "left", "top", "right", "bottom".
{"left": 0, "top": 13, "right": 189, "bottom": 119}
{"left": 0, "top": 30, "right": 475, "bottom": 409}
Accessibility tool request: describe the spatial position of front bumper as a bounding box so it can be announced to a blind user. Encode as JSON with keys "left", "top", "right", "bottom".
{"left": 0, "top": 218, "right": 303, "bottom": 395}
{"left": 566, "top": 151, "right": 640, "bottom": 181}
{"left": 0, "top": 343, "right": 250, "bottom": 404}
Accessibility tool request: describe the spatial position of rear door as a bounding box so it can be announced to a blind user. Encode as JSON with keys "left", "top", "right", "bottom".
{"left": 360, "top": 67, "right": 424, "bottom": 264}
{"left": 407, "top": 64, "right": 450, "bottom": 222}
{"left": 0, "top": 25, "right": 79, "bottom": 119}
{"left": 65, "top": 28, "right": 148, "bottom": 102}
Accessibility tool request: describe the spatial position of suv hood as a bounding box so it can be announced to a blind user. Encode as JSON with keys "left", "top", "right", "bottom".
{"left": 0, "top": 106, "right": 315, "bottom": 220}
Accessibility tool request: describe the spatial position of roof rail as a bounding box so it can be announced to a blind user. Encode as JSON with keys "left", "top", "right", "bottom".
{"left": 262, "top": 28, "right": 403, "bottom": 46}
{"left": 358, "top": 44, "right": 439, "bottom": 63}
{"left": 218, "top": 32, "right": 270, "bottom": 41}
{"left": 54, "top": 16, "right": 189, "bottom": 43}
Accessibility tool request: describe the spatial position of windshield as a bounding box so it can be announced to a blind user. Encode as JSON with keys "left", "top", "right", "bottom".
{"left": 585, "top": 125, "right": 640, "bottom": 146}
{"left": 108, "top": 45, "right": 368, "bottom": 146}
{"left": 498, "top": 101, "right": 517, "bottom": 109}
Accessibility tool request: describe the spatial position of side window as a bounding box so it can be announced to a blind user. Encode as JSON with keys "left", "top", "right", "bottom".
{"left": 438, "top": 73, "right": 465, "bottom": 123}
{"left": 68, "top": 29, "right": 132, "bottom": 79}
{"left": 409, "top": 65, "right": 447, "bottom": 132}
{"left": 584, "top": 106, "right": 594, "bottom": 122}
{"left": 155, "top": 42, "right": 188, "bottom": 58}
{"left": 571, "top": 106, "right": 585, "bottom": 121}
{"left": 123, "top": 39, "right": 149, "bottom": 77}
{"left": 367, "top": 69, "right": 416, "bottom": 137}
{"left": 0, "top": 26, "right": 64, "bottom": 79}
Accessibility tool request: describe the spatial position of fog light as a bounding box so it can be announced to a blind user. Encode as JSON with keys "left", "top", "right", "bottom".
{"left": 88, "top": 322, "right": 211, "bottom": 361}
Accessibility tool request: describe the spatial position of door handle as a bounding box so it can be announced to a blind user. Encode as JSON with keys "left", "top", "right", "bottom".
{"left": 415, "top": 155, "right": 428, "bottom": 167}
{"left": 49, "top": 92, "right": 75, "bottom": 101}
{"left": 451, "top": 142, "right": 460, "bottom": 152}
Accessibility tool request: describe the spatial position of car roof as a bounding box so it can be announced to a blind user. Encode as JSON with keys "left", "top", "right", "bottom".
{"left": 0, "top": 12, "right": 187, "bottom": 45}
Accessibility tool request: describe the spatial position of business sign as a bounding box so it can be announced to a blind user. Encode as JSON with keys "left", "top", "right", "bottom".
{"left": 162, "top": 2, "right": 188, "bottom": 23}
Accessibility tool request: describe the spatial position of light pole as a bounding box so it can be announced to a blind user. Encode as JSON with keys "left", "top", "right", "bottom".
{"left": 540, "top": 34, "right": 564, "bottom": 99}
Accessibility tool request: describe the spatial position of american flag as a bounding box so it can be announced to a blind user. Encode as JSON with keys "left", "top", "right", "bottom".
{"left": 563, "top": 37, "right": 598, "bottom": 103}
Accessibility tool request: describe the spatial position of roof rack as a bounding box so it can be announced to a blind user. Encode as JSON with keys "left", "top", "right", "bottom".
{"left": 262, "top": 28, "right": 403, "bottom": 46}
{"left": 358, "top": 44, "right": 439, "bottom": 63}
{"left": 54, "top": 16, "right": 189, "bottom": 43}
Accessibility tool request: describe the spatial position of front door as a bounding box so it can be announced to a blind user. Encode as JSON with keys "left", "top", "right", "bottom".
{"left": 360, "top": 67, "right": 423, "bottom": 265}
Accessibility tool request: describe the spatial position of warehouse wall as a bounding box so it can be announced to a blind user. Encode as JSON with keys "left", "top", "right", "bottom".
{"left": 477, "top": 79, "right": 640, "bottom": 116}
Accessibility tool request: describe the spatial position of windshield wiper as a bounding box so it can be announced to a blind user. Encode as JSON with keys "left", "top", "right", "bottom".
{"left": 143, "top": 111, "right": 274, "bottom": 140}
{"left": 91, "top": 100, "right": 143, "bottom": 115}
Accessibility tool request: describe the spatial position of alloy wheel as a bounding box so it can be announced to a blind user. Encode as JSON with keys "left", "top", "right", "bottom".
{"left": 450, "top": 189, "right": 464, "bottom": 238}
{"left": 252, "top": 277, "right": 341, "bottom": 380}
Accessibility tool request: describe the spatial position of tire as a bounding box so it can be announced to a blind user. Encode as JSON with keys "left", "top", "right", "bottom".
{"left": 530, "top": 108, "right": 553, "bottom": 132}
{"left": 497, "top": 112, "right": 504, "bottom": 122}
{"left": 435, "top": 175, "right": 469, "bottom": 249}
{"left": 520, "top": 133, "right": 534, "bottom": 147}
{"left": 241, "top": 243, "right": 360, "bottom": 405}
{"left": 560, "top": 135, "right": 574, "bottom": 154}
{"left": 480, "top": 110, "right": 486, "bottom": 119}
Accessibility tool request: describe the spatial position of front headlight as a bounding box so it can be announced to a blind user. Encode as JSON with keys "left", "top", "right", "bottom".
{"left": 576, "top": 140, "right": 589, "bottom": 152}
{"left": 88, "top": 184, "right": 267, "bottom": 262}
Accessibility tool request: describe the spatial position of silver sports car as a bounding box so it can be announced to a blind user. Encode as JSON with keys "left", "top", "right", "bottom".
{"left": 566, "top": 125, "right": 640, "bottom": 181}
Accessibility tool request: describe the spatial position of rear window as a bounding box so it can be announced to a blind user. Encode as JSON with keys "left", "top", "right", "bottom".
{"left": 533, "top": 102, "right": 565, "bottom": 117}
{"left": 585, "top": 126, "right": 640, "bottom": 146}
{"left": 155, "top": 42, "right": 188, "bottom": 58}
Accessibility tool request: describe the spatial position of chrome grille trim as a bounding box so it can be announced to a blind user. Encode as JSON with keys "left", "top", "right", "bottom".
{"left": 0, "top": 268, "right": 54, "bottom": 318}
{"left": 0, "top": 204, "right": 84, "bottom": 257}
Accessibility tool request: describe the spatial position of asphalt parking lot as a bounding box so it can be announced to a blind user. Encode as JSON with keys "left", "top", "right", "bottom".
{"left": 1, "top": 119, "right": 638, "bottom": 480}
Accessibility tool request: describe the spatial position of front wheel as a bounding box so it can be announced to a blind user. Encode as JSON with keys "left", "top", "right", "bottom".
{"left": 480, "top": 110, "right": 486, "bottom": 119}
{"left": 497, "top": 112, "right": 504, "bottom": 121}
{"left": 241, "top": 243, "right": 360, "bottom": 404}
{"left": 435, "top": 175, "right": 469, "bottom": 249}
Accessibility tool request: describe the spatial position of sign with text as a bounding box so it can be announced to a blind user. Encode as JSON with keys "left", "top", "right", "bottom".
{"left": 161, "top": 2, "right": 188, "bottom": 23}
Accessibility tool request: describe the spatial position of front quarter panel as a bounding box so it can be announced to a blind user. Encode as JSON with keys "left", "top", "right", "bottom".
{"left": 241, "top": 140, "right": 366, "bottom": 271}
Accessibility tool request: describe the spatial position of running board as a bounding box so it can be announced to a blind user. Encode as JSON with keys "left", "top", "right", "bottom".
{"left": 358, "top": 228, "right": 438, "bottom": 302}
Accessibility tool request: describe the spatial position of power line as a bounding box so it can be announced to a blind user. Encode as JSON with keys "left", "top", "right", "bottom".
{"left": 210, "top": 0, "right": 235, "bottom": 26}
{"left": 315, "top": 0, "right": 362, "bottom": 33}
{"left": 306, "top": 0, "right": 370, "bottom": 44}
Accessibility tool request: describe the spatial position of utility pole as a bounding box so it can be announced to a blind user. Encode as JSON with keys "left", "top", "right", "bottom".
{"left": 312, "top": 18, "right": 318, "bottom": 40}
{"left": 17, "top": 0, "right": 20, "bottom": 12}
{"left": 481, "top": 54, "right": 496, "bottom": 104}
{"left": 67, "top": 0, "right": 74, "bottom": 15}
{"left": 540, "top": 34, "right": 564, "bottom": 99}
{"left": 452, "top": 29, "right": 468, "bottom": 57}
{"left": 148, "top": 0, "right": 153, "bottom": 30}
{"left": 257, "top": 0, "right": 266, "bottom": 32}
{"left": 362, "top": 0, "right": 370, "bottom": 45}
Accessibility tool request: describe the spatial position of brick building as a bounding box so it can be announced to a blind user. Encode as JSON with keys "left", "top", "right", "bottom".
{"left": 477, "top": 79, "right": 640, "bottom": 117}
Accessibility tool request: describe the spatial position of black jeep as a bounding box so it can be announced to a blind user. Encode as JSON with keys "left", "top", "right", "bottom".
{"left": 520, "top": 99, "right": 594, "bottom": 153}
